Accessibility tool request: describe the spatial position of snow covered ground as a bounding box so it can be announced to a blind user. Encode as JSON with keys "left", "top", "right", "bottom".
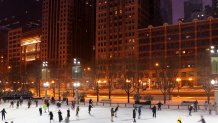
{"left": 0, "top": 101, "right": 217, "bottom": 123}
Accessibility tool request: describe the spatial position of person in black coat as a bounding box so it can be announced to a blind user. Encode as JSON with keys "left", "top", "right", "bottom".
{"left": 89, "top": 99, "right": 93, "bottom": 106}
{"left": 67, "top": 108, "right": 70, "bottom": 118}
{"left": 47, "top": 102, "right": 50, "bottom": 111}
{"left": 28, "top": 100, "right": 31, "bottom": 108}
{"left": 189, "top": 105, "right": 193, "bottom": 116}
{"left": 133, "top": 108, "right": 136, "bottom": 122}
{"left": 198, "top": 115, "right": 206, "bottom": 123}
{"left": 49, "top": 111, "right": 54, "bottom": 123}
{"left": 0, "top": 108, "right": 7, "bottom": 120}
{"left": 39, "top": 107, "right": 42, "bottom": 116}
{"left": 16, "top": 101, "right": 20, "bottom": 109}
{"left": 152, "top": 105, "right": 157, "bottom": 118}
{"left": 194, "top": 100, "right": 198, "bottom": 112}
{"left": 58, "top": 110, "right": 63, "bottom": 122}
{"left": 114, "top": 106, "right": 119, "bottom": 117}
{"left": 157, "top": 101, "right": 163, "bottom": 111}
{"left": 88, "top": 105, "right": 92, "bottom": 114}
{"left": 138, "top": 106, "right": 142, "bottom": 119}
{"left": 35, "top": 100, "right": 38, "bottom": 107}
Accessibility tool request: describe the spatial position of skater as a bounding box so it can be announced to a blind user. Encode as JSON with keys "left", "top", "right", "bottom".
{"left": 16, "top": 100, "right": 20, "bottom": 109}
{"left": 111, "top": 108, "right": 114, "bottom": 122}
{"left": 66, "top": 98, "right": 68, "bottom": 105}
{"left": 10, "top": 101, "right": 14, "bottom": 108}
{"left": 133, "top": 108, "right": 136, "bottom": 122}
{"left": 194, "top": 100, "right": 198, "bottom": 112}
{"left": 138, "top": 106, "right": 141, "bottom": 119}
{"left": 198, "top": 115, "right": 206, "bottom": 123}
{"left": 0, "top": 108, "right": 7, "bottom": 121}
{"left": 19, "top": 96, "right": 23, "bottom": 105}
{"left": 177, "top": 117, "right": 182, "bottom": 123}
{"left": 208, "top": 103, "right": 213, "bottom": 115}
{"left": 189, "top": 105, "right": 193, "bottom": 116}
{"left": 49, "top": 111, "right": 54, "bottom": 123}
{"left": 67, "top": 108, "right": 70, "bottom": 118}
{"left": 152, "top": 105, "right": 157, "bottom": 118}
{"left": 46, "top": 101, "right": 50, "bottom": 111}
{"left": 204, "top": 101, "right": 208, "bottom": 111}
{"left": 71, "top": 101, "right": 75, "bottom": 109}
{"left": 28, "top": 99, "right": 31, "bottom": 108}
{"left": 43, "top": 103, "right": 47, "bottom": 113}
{"left": 39, "top": 107, "right": 42, "bottom": 116}
{"left": 88, "top": 104, "right": 92, "bottom": 114}
{"left": 114, "top": 106, "right": 119, "bottom": 117}
{"left": 58, "top": 110, "right": 63, "bottom": 122}
{"left": 51, "top": 97, "right": 55, "bottom": 104}
{"left": 35, "top": 100, "right": 38, "bottom": 107}
{"left": 76, "top": 106, "right": 79, "bottom": 116}
{"left": 157, "top": 101, "right": 163, "bottom": 111}
{"left": 89, "top": 99, "right": 93, "bottom": 105}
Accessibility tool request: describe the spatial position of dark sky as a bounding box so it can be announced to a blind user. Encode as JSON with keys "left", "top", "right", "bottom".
{"left": 0, "top": 0, "right": 42, "bottom": 21}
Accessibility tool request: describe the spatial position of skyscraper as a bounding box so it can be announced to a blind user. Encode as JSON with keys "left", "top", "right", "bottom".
{"left": 41, "top": 0, "right": 95, "bottom": 80}
{"left": 160, "top": 0, "right": 173, "bottom": 24}
{"left": 95, "top": 0, "right": 162, "bottom": 86}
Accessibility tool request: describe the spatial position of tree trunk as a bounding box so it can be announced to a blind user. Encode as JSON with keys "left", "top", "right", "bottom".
{"left": 164, "top": 93, "right": 166, "bottom": 104}
{"left": 207, "top": 92, "right": 211, "bottom": 104}
{"left": 108, "top": 80, "right": 111, "bottom": 99}
{"left": 127, "top": 90, "right": 130, "bottom": 103}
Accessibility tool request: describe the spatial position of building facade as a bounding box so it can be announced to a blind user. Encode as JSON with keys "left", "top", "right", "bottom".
{"left": 138, "top": 17, "right": 218, "bottom": 87}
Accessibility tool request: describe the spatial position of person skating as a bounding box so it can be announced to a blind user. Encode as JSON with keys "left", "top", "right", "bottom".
{"left": 71, "top": 101, "right": 75, "bottom": 109}
{"left": 198, "top": 115, "right": 206, "bottom": 123}
{"left": 43, "top": 103, "right": 47, "bottom": 113}
{"left": 208, "top": 103, "right": 213, "bottom": 115}
{"left": 47, "top": 101, "right": 50, "bottom": 112}
{"left": 88, "top": 104, "right": 92, "bottom": 114}
{"left": 152, "top": 105, "right": 157, "bottom": 118}
{"left": 194, "top": 100, "right": 198, "bottom": 112}
{"left": 177, "top": 117, "right": 182, "bottom": 123}
{"left": 157, "top": 101, "right": 163, "bottom": 111}
{"left": 133, "top": 108, "right": 136, "bottom": 122}
{"left": 35, "top": 100, "right": 38, "bottom": 107}
{"left": 114, "top": 106, "right": 119, "bottom": 117}
{"left": 28, "top": 99, "right": 31, "bottom": 108}
{"left": 10, "top": 101, "right": 14, "bottom": 108}
{"left": 67, "top": 108, "right": 70, "bottom": 118}
{"left": 39, "top": 107, "right": 42, "bottom": 116}
{"left": 76, "top": 106, "right": 79, "bottom": 116}
{"left": 16, "top": 101, "right": 19, "bottom": 109}
{"left": 189, "top": 105, "right": 193, "bottom": 116}
{"left": 0, "top": 108, "right": 7, "bottom": 121}
{"left": 204, "top": 101, "right": 208, "bottom": 111}
{"left": 89, "top": 99, "right": 93, "bottom": 106}
{"left": 58, "top": 110, "right": 63, "bottom": 122}
{"left": 111, "top": 108, "right": 114, "bottom": 122}
{"left": 49, "top": 111, "right": 54, "bottom": 123}
{"left": 138, "top": 106, "right": 141, "bottom": 119}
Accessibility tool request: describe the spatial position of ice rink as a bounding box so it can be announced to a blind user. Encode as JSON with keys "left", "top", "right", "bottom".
{"left": 0, "top": 101, "right": 217, "bottom": 123}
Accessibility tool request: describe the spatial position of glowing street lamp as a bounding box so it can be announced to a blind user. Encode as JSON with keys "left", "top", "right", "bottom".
{"left": 73, "top": 82, "right": 81, "bottom": 104}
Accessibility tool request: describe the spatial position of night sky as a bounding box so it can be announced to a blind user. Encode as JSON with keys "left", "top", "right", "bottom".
{"left": 0, "top": 0, "right": 42, "bottom": 21}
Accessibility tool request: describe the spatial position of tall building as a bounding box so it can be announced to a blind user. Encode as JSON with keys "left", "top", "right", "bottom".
{"left": 184, "top": 0, "right": 203, "bottom": 20}
{"left": 161, "top": 0, "right": 173, "bottom": 24}
{"left": 41, "top": 0, "right": 95, "bottom": 82}
{"left": 95, "top": 0, "right": 162, "bottom": 86}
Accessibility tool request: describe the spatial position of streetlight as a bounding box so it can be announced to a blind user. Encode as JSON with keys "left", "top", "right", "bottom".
{"left": 176, "top": 78, "right": 181, "bottom": 97}
{"left": 73, "top": 82, "right": 80, "bottom": 104}
{"left": 43, "top": 81, "right": 50, "bottom": 99}
{"left": 126, "top": 79, "right": 131, "bottom": 103}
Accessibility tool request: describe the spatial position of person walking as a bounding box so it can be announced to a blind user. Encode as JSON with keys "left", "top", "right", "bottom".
{"left": 111, "top": 108, "right": 114, "bottom": 122}
{"left": 0, "top": 108, "right": 7, "bottom": 121}
{"left": 49, "top": 111, "right": 54, "bottom": 123}
{"left": 152, "top": 105, "right": 157, "bottom": 118}
{"left": 35, "top": 100, "right": 38, "bottom": 107}
{"left": 39, "top": 107, "right": 42, "bottom": 116}
{"left": 177, "top": 117, "right": 182, "bottom": 123}
{"left": 198, "top": 115, "right": 206, "bottom": 123}
{"left": 67, "top": 108, "right": 70, "bottom": 118}
{"left": 58, "top": 110, "right": 63, "bottom": 122}
{"left": 204, "top": 101, "right": 208, "bottom": 111}
{"left": 189, "top": 105, "right": 193, "bottom": 116}
{"left": 114, "top": 106, "right": 119, "bottom": 117}
{"left": 28, "top": 99, "right": 31, "bottom": 108}
{"left": 194, "top": 100, "right": 198, "bottom": 112}
{"left": 133, "top": 108, "right": 136, "bottom": 122}
{"left": 16, "top": 101, "right": 20, "bottom": 109}
{"left": 157, "top": 101, "right": 163, "bottom": 111}
{"left": 88, "top": 104, "right": 92, "bottom": 114}
{"left": 76, "top": 106, "right": 80, "bottom": 116}
{"left": 138, "top": 106, "right": 141, "bottom": 119}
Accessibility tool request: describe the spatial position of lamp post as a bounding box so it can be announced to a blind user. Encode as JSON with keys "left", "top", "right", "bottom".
{"left": 126, "top": 79, "right": 131, "bottom": 103}
{"left": 97, "top": 80, "right": 101, "bottom": 102}
{"left": 43, "top": 81, "right": 50, "bottom": 99}
{"left": 176, "top": 78, "right": 181, "bottom": 97}
{"left": 73, "top": 82, "right": 80, "bottom": 105}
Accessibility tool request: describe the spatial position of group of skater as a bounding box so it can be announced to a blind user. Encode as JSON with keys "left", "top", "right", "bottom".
{"left": 0, "top": 97, "right": 217, "bottom": 123}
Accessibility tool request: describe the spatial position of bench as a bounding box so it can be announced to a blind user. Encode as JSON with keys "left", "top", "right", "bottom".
{"left": 100, "top": 99, "right": 111, "bottom": 103}
{"left": 181, "top": 101, "right": 195, "bottom": 106}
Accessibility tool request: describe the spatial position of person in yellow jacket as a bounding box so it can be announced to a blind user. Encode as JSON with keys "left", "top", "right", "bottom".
{"left": 177, "top": 117, "right": 182, "bottom": 123}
